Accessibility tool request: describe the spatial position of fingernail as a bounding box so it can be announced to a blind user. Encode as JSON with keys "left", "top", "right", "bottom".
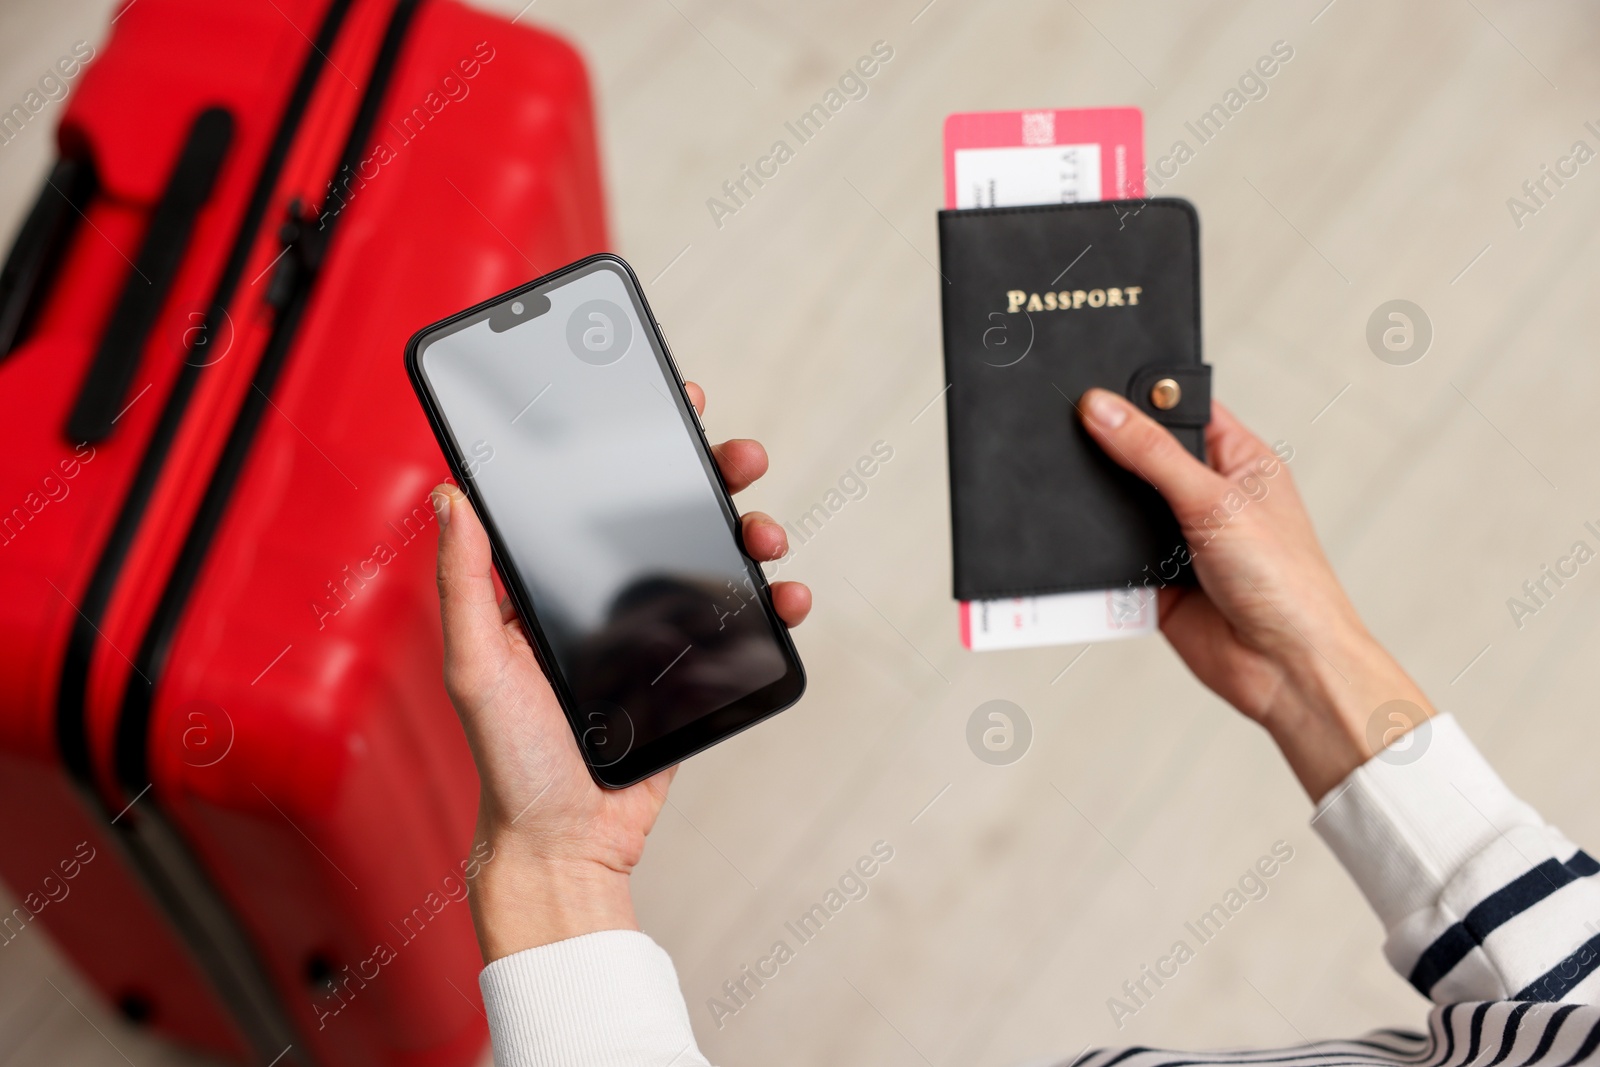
{"left": 431, "top": 488, "right": 451, "bottom": 527}
{"left": 1085, "top": 389, "right": 1128, "bottom": 430}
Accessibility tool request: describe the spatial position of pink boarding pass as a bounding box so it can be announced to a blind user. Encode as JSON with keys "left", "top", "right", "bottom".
{"left": 943, "top": 107, "right": 1144, "bottom": 209}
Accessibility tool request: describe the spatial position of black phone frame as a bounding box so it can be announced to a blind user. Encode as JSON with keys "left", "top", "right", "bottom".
{"left": 404, "top": 253, "right": 806, "bottom": 788}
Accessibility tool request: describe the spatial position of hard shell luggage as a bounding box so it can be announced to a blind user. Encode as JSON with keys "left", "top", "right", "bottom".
{"left": 0, "top": 0, "right": 608, "bottom": 1063}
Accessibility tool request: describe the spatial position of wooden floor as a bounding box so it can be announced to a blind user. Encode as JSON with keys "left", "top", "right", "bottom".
{"left": 5, "top": 0, "right": 1600, "bottom": 1064}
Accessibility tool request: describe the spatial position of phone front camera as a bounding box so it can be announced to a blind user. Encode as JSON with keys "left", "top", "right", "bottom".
{"left": 487, "top": 291, "right": 550, "bottom": 333}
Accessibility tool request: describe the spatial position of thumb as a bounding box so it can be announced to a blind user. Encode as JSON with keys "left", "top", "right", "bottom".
{"left": 433, "top": 484, "right": 507, "bottom": 692}
{"left": 1079, "top": 388, "right": 1225, "bottom": 520}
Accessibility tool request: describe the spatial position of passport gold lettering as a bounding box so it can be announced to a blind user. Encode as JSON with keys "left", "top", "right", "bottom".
{"left": 1005, "top": 286, "right": 1140, "bottom": 313}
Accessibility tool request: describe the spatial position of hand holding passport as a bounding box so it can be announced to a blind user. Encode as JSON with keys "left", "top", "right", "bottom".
{"left": 939, "top": 109, "right": 1212, "bottom": 651}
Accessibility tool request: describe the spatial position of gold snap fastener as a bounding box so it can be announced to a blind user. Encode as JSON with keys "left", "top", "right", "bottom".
{"left": 1150, "top": 378, "right": 1182, "bottom": 410}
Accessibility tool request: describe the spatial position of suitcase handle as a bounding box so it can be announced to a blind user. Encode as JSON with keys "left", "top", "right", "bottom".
{"left": 0, "top": 155, "right": 98, "bottom": 362}
{"left": 65, "top": 107, "right": 234, "bottom": 444}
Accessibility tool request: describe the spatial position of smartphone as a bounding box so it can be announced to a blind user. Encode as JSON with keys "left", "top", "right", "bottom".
{"left": 404, "top": 254, "right": 805, "bottom": 787}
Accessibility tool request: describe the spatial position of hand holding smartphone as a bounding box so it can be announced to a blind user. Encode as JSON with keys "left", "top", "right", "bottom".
{"left": 406, "top": 255, "right": 806, "bottom": 788}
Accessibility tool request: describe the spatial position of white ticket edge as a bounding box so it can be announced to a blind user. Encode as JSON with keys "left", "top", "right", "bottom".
{"left": 961, "top": 587, "right": 1156, "bottom": 651}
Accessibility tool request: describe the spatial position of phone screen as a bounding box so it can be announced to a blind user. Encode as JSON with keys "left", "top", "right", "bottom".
{"left": 412, "top": 258, "right": 801, "bottom": 781}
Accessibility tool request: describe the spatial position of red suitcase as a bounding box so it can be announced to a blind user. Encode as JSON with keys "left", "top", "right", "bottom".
{"left": 0, "top": 0, "right": 607, "bottom": 1063}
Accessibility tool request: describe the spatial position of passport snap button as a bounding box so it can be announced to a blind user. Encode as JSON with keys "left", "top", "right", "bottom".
{"left": 1150, "top": 378, "right": 1182, "bottom": 410}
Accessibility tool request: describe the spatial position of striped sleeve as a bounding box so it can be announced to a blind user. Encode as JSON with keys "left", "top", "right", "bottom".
{"left": 1313, "top": 714, "right": 1600, "bottom": 1005}
{"left": 1067, "top": 1000, "right": 1600, "bottom": 1067}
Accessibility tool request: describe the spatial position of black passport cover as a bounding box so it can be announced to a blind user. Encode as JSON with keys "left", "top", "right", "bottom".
{"left": 938, "top": 198, "right": 1208, "bottom": 601}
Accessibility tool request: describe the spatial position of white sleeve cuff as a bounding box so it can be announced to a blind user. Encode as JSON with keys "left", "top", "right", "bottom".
{"left": 479, "top": 929, "right": 711, "bottom": 1067}
{"left": 1311, "top": 712, "right": 1543, "bottom": 929}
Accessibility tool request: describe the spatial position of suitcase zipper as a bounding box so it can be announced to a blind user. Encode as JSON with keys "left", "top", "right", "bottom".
{"left": 51, "top": 0, "right": 376, "bottom": 1061}
{"left": 100, "top": 2, "right": 425, "bottom": 1064}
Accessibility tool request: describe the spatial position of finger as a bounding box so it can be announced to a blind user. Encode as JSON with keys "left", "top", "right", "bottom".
{"left": 740, "top": 511, "right": 788, "bottom": 561}
{"left": 1079, "top": 388, "right": 1227, "bottom": 519}
{"left": 1157, "top": 584, "right": 1190, "bottom": 622}
{"left": 1205, "top": 401, "right": 1276, "bottom": 478}
{"left": 770, "top": 581, "right": 812, "bottom": 627}
{"left": 713, "top": 438, "right": 768, "bottom": 493}
{"left": 1158, "top": 586, "right": 1240, "bottom": 679}
{"left": 433, "top": 485, "right": 508, "bottom": 688}
{"left": 499, "top": 594, "right": 517, "bottom": 625}
{"left": 685, "top": 381, "right": 705, "bottom": 416}
{"left": 1158, "top": 587, "right": 1282, "bottom": 722}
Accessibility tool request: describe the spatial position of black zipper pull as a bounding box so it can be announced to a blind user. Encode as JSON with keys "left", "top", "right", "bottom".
{"left": 265, "top": 198, "right": 326, "bottom": 310}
